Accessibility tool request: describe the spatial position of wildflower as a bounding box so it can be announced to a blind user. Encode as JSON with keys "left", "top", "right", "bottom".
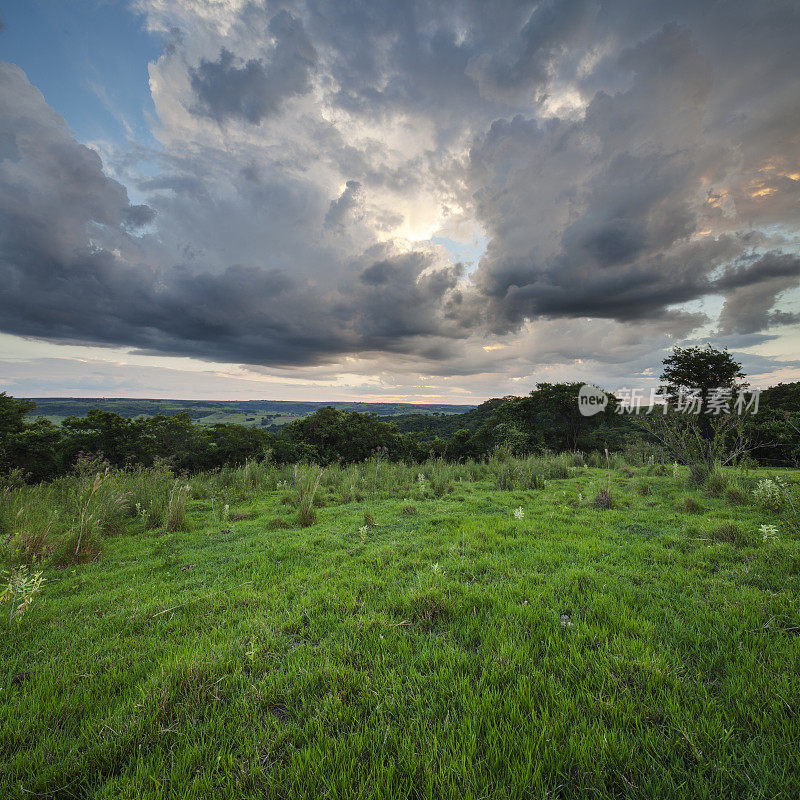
{"left": 359, "top": 525, "right": 368, "bottom": 543}
{"left": 754, "top": 478, "right": 784, "bottom": 511}
{"left": 673, "top": 462, "right": 680, "bottom": 478}
{"left": 514, "top": 507, "right": 525, "bottom": 520}
{"left": 560, "top": 613, "right": 572, "bottom": 628}
{"left": 431, "top": 563, "right": 441, "bottom": 574}
{"left": 1, "top": 566, "right": 45, "bottom": 626}
{"left": 760, "top": 523, "right": 779, "bottom": 544}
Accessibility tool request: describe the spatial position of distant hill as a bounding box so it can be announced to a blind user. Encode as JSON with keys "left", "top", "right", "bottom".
{"left": 384, "top": 397, "right": 512, "bottom": 439}
{"left": 25, "top": 398, "right": 476, "bottom": 428}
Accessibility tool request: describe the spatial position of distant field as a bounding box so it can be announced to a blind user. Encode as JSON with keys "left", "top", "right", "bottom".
{"left": 25, "top": 398, "right": 475, "bottom": 428}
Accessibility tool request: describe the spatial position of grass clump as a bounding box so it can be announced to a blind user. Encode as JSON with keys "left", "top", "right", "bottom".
{"left": 677, "top": 496, "right": 704, "bottom": 514}
{"left": 593, "top": 488, "right": 614, "bottom": 509}
{"left": 704, "top": 468, "right": 730, "bottom": 498}
{"left": 165, "top": 481, "right": 192, "bottom": 532}
{"left": 294, "top": 465, "right": 324, "bottom": 528}
{"left": 707, "top": 523, "right": 751, "bottom": 548}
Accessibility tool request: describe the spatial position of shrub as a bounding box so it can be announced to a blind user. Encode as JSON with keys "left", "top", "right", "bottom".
{"left": 1, "top": 489, "right": 58, "bottom": 563}
{"left": 126, "top": 464, "right": 174, "bottom": 528}
{"left": 541, "top": 453, "right": 572, "bottom": 479}
{"left": 429, "top": 459, "right": 455, "bottom": 497}
{"left": 586, "top": 451, "right": 604, "bottom": 469}
{"left": 645, "top": 463, "right": 668, "bottom": 476}
{"left": 495, "top": 458, "right": 546, "bottom": 491}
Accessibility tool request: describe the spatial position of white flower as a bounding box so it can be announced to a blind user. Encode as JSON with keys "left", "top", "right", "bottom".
{"left": 760, "top": 523, "right": 779, "bottom": 544}
{"left": 560, "top": 614, "right": 572, "bottom": 628}
{"left": 431, "top": 562, "right": 441, "bottom": 574}
{"left": 514, "top": 507, "right": 525, "bottom": 520}
{"left": 754, "top": 478, "right": 784, "bottom": 511}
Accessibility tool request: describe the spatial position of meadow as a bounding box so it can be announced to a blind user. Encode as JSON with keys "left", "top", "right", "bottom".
{"left": 1, "top": 453, "right": 799, "bottom": 798}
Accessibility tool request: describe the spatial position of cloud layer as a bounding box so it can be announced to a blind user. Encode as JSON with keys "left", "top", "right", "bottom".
{"left": 1, "top": 0, "right": 799, "bottom": 393}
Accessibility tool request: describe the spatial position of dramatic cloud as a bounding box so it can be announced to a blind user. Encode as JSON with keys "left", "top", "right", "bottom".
{"left": 189, "top": 11, "right": 317, "bottom": 124}
{"left": 1, "top": 0, "right": 799, "bottom": 396}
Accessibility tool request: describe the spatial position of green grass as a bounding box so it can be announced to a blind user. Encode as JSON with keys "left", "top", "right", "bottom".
{"left": 2, "top": 463, "right": 799, "bottom": 798}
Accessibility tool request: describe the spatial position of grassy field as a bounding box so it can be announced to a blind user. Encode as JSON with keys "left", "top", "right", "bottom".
{"left": 2, "top": 457, "right": 799, "bottom": 798}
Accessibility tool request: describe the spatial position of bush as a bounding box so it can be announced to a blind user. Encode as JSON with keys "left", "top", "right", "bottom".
{"left": 541, "top": 453, "right": 572, "bottom": 479}
{"left": 494, "top": 457, "right": 546, "bottom": 491}
{"left": 586, "top": 451, "right": 604, "bottom": 469}
{"left": 126, "top": 464, "right": 175, "bottom": 528}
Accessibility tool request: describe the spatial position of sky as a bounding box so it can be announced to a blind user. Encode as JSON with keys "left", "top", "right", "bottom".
{"left": 1, "top": 0, "right": 799, "bottom": 403}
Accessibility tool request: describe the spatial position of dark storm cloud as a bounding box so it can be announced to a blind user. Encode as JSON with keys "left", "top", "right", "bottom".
{"left": 0, "top": 62, "right": 462, "bottom": 365}
{"left": 2, "top": 0, "right": 800, "bottom": 375}
{"left": 463, "top": 17, "right": 800, "bottom": 333}
{"left": 467, "top": 0, "right": 598, "bottom": 100}
{"left": 189, "top": 11, "right": 316, "bottom": 124}
{"left": 716, "top": 254, "right": 800, "bottom": 335}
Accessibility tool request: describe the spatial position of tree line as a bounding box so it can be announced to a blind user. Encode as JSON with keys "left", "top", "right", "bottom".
{"left": 2, "top": 347, "right": 799, "bottom": 482}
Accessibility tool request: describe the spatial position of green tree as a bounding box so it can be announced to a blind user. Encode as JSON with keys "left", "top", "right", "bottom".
{"left": 0, "top": 392, "right": 35, "bottom": 439}
{"left": 484, "top": 384, "right": 620, "bottom": 453}
{"left": 281, "top": 407, "right": 402, "bottom": 464}
{"left": 658, "top": 345, "right": 746, "bottom": 412}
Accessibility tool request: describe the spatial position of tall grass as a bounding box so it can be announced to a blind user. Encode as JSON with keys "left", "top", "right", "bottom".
{"left": 295, "top": 465, "right": 324, "bottom": 527}
{"left": 2, "top": 447, "right": 707, "bottom": 568}
{"left": 165, "top": 481, "right": 192, "bottom": 532}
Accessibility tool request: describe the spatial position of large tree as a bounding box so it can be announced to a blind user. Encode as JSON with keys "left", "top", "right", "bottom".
{"left": 658, "top": 345, "right": 746, "bottom": 413}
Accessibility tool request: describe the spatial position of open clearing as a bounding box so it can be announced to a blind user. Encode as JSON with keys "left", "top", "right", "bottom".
{"left": 2, "top": 464, "right": 799, "bottom": 799}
